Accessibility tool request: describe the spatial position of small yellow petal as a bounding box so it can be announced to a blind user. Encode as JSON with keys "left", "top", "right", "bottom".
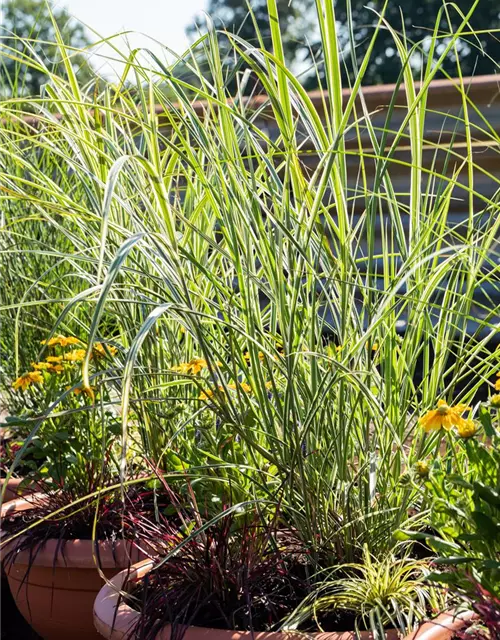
{"left": 491, "top": 394, "right": 500, "bottom": 408}
{"left": 456, "top": 419, "right": 478, "bottom": 439}
{"left": 415, "top": 460, "right": 430, "bottom": 477}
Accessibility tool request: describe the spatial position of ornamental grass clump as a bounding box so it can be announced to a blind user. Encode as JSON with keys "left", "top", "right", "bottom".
{"left": 129, "top": 507, "right": 313, "bottom": 637}
{"left": 283, "top": 545, "right": 441, "bottom": 636}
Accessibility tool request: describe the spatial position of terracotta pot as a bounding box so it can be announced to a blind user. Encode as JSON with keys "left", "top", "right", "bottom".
{"left": 1, "top": 495, "right": 145, "bottom": 640}
{"left": 94, "top": 558, "right": 401, "bottom": 640}
{"left": 402, "top": 609, "right": 477, "bottom": 640}
{"left": 0, "top": 478, "right": 32, "bottom": 580}
{"left": 0, "top": 477, "right": 34, "bottom": 504}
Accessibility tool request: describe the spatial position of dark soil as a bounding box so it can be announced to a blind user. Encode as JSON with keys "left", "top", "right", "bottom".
{"left": 1, "top": 578, "right": 41, "bottom": 640}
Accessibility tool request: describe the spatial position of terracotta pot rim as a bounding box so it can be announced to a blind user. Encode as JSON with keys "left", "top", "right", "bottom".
{"left": 402, "top": 608, "right": 476, "bottom": 640}
{"left": 94, "top": 559, "right": 400, "bottom": 640}
{"left": 1, "top": 494, "right": 143, "bottom": 569}
{"left": 0, "top": 477, "right": 37, "bottom": 507}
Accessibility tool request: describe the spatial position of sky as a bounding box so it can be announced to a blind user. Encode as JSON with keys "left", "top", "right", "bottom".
{"left": 58, "top": 0, "right": 208, "bottom": 78}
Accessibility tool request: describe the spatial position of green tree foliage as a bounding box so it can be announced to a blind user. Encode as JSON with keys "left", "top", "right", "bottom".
{"left": 333, "top": 0, "right": 500, "bottom": 85}
{"left": 0, "top": 0, "right": 95, "bottom": 96}
{"left": 187, "top": 0, "right": 316, "bottom": 92}
{"left": 188, "top": 0, "right": 315, "bottom": 60}
{"left": 188, "top": 0, "right": 500, "bottom": 89}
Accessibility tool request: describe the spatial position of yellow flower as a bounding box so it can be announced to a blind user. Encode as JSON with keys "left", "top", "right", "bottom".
{"left": 41, "top": 335, "right": 82, "bottom": 348}
{"left": 64, "top": 349, "right": 87, "bottom": 363}
{"left": 172, "top": 358, "right": 207, "bottom": 375}
{"left": 48, "top": 364, "right": 64, "bottom": 374}
{"left": 199, "top": 389, "right": 214, "bottom": 400}
{"left": 495, "top": 373, "right": 500, "bottom": 391}
{"left": 491, "top": 394, "right": 500, "bottom": 408}
{"left": 418, "top": 399, "right": 471, "bottom": 433}
{"left": 32, "top": 360, "right": 64, "bottom": 374}
{"left": 415, "top": 460, "right": 430, "bottom": 477}
{"left": 457, "top": 419, "right": 478, "bottom": 439}
{"left": 31, "top": 361, "right": 52, "bottom": 370}
{"left": 199, "top": 385, "right": 225, "bottom": 401}
{"left": 46, "top": 356, "right": 63, "bottom": 363}
{"left": 70, "top": 384, "right": 94, "bottom": 397}
{"left": 92, "top": 342, "right": 117, "bottom": 358}
{"left": 31, "top": 357, "right": 64, "bottom": 373}
{"left": 172, "top": 362, "right": 190, "bottom": 374}
{"left": 13, "top": 371, "right": 44, "bottom": 391}
{"left": 243, "top": 351, "right": 265, "bottom": 363}
{"left": 61, "top": 336, "right": 82, "bottom": 347}
{"left": 228, "top": 382, "right": 252, "bottom": 393}
{"left": 372, "top": 343, "right": 379, "bottom": 351}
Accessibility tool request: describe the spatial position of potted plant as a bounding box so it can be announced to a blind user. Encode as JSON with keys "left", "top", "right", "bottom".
{"left": 396, "top": 396, "right": 500, "bottom": 639}
{"left": 0, "top": 333, "right": 156, "bottom": 640}
{"left": 1, "top": 423, "right": 43, "bottom": 505}
{"left": 93, "top": 495, "right": 440, "bottom": 640}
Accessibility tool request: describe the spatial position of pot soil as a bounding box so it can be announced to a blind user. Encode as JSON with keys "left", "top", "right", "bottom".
{"left": 1, "top": 495, "right": 145, "bottom": 640}
{"left": 94, "top": 559, "right": 401, "bottom": 640}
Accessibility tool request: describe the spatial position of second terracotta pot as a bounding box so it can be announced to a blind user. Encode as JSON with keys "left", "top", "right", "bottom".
{"left": 0, "top": 477, "right": 34, "bottom": 504}
{"left": 1, "top": 495, "right": 145, "bottom": 640}
{"left": 94, "top": 558, "right": 401, "bottom": 640}
{"left": 403, "top": 609, "right": 476, "bottom": 640}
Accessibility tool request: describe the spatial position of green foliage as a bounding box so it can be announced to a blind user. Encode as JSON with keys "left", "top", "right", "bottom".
{"left": 1, "top": 0, "right": 500, "bottom": 633}
{"left": 0, "top": 0, "right": 95, "bottom": 97}
{"left": 284, "top": 546, "right": 443, "bottom": 636}
{"left": 400, "top": 408, "right": 500, "bottom": 600}
{"left": 1, "top": 336, "right": 121, "bottom": 497}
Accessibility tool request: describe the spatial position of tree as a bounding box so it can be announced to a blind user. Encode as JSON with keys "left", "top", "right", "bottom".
{"left": 0, "top": 0, "right": 95, "bottom": 97}
{"left": 186, "top": 0, "right": 316, "bottom": 93}
{"left": 333, "top": 0, "right": 500, "bottom": 85}
{"left": 187, "top": 0, "right": 500, "bottom": 90}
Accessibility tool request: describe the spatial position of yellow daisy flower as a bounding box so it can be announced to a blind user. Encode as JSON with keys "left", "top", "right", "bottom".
{"left": 32, "top": 360, "right": 63, "bottom": 373}
{"left": 199, "top": 389, "right": 213, "bottom": 400}
{"left": 419, "top": 399, "right": 470, "bottom": 433}
{"left": 13, "top": 371, "right": 44, "bottom": 391}
{"left": 41, "top": 335, "right": 82, "bottom": 348}
{"left": 70, "top": 384, "right": 94, "bottom": 397}
{"left": 228, "top": 382, "right": 252, "bottom": 393}
{"left": 46, "top": 356, "right": 63, "bottom": 363}
{"left": 415, "top": 460, "right": 430, "bottom": 477}
{"left": 490, "top": 394, "right": 500, "bottom": 408}
{"left": 495, "top": 373, "right": 500, "bottom": 391}
{"left": 457, "top": 419, "right": 478, "bottom": 439}
{"left": 49, "top": 364, "right": 64, "bottom": 374}
{"left": 172, "top": 358, "right": 207, "bottom": 375}
{"left": 199, "top": 386, "right": 225, "bottom": 400}
{"left": 64, "top": 349, "right": 87, "bottom": 363}
{"left": 92, "top": 342, "right": 117, "bottom": 358}
{"left": 31, "top": 361, "right": 52, "bottom": 370}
